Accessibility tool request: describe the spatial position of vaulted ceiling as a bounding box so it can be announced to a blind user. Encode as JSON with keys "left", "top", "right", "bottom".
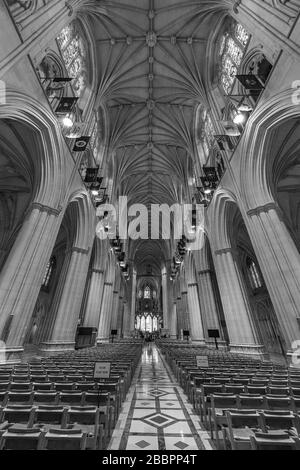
{"left": 85, "top": 0, "right": 232, "bottom": 275}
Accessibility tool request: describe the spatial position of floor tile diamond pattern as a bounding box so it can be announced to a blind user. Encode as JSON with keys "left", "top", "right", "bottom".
{"left": 108, "top": 344, "right": 213, "bottom": 451}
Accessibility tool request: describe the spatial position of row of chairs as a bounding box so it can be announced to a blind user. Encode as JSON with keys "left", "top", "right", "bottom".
{"left": 0, "top": 403, "right": 110, "bottom": 449}
{"left": 0, "top": 426, "right": 88, "bottom": 450}
{"left": 221, "top": 409, "right": 300, "bottom": 450}
{"left": 190, "top": 381, "right": 300, "bottom": 410}
{"left": 200, "top": 391, "right": 300, "bottom": 425}
{"left": 0, "top": 341, "right": 143, "bottom": 449}
{"left": 158, "top": 342, "right": 300, "bottom": 450}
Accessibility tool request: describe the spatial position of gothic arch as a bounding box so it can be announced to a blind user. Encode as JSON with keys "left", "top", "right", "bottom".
{"left": 207, "top": 188, "right": 238, "bottom": 250}
{"left": 67, "top": 189, "right": 96, "bottom": 251}
{"left": 240, "top": 88, "right": 300, "bottom": 210}
{"left": 0, "top": 90, "right": 66, "bottom": 208}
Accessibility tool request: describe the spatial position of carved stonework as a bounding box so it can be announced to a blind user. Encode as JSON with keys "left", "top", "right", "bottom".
{"left": 6, "top": 0, "right": 38, "bottom": 23}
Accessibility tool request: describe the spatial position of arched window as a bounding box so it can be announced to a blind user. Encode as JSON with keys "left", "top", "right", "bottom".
{"left": 201, "top": 110, "right": 215, "bottom": 158}
{"left": 135, "top": 313, "right": 160, "bottom": 332}
{"left": 135, "top": 316, "right": 141, "bottom": 330}
{"left": 145, "top": 315, "right": 152, "bottom": 332}
{"left": 144, "top": 286, "right": 151, "bottom": 299}
{"left": 57, "top": 21, "right": 88, "bottom": 98}
{"left": 219, "top": 22, "right": 250, "bottom": 94}
{"left": 246, "top": 257, "right": 263, "bottom": 290}
{"left": 42, "top": 256, "right": 56, "bottom": 289}
{"left": 90, "top": 118, "right": 101, "bottom": 163}
{"left": 140, "top": 316, "right": 146, "bottom": 331}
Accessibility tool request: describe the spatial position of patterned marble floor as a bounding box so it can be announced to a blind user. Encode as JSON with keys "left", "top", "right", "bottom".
{"left": 108, "top": 344, "right": 213, "bottom": 451}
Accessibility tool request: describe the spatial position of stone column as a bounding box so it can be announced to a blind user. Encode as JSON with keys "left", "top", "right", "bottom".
{"left": 169, "top": 301, "right": 177, "bottom": 339}
{"left": 117, "top": 296, "right": 125, "bottom": 337}
{"left": 187, "top": 282, "right": 205, "bottom": 344}
{"left": 0, "top": 203, "right": 62, "bottom": 357}
{"left": 247, "top": 203, "right": 300, "bottom": 353}
{"left": 110, "top": 290, "right": 120, "bottom": 332}
{"left": 97, "top": 282, "right": 113, "bottom": 343}
{"left": 123, "top": 301, "right": 131, "bottom": 338}
{"left": 197, "top": 268, "right": 223, "bottom": 337}
{"left": 130, "top": 270, "right": 137, "bottom": 332}
{"left": 83, "top": 268, "right": 105, "bottom": 328}
{"left": 181, "top": 291, "right": 190, "bottom": 331}
{"left": 42, "top": 246, "right": 91, "bottom": 352}
{"left": 213, "top": 248, "right": 264, "bottom": 357}
{"left": 38, "top": 248, "right": 72, "bottom": 346}
{"left": 176, "top": 296, "right": 183, "bottom": 339}
{"left": 162, "top": 266, "right": 169, "bottom": 330}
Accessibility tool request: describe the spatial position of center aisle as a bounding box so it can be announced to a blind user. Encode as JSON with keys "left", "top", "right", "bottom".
{"left": 108, "top": 343, "right": 213, "bottom": 451}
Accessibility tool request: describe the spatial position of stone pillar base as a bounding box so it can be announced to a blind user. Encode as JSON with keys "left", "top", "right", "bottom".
{"left": 205, "top": 339, "right": 228, "bottom": 350}
{"left": 0, "top": 347, "right": 23, "bottom": 364}
{"left": 191, "top": 339, "right": 206, "bottom": 346}
{"left": 229, "top": 343, "right": 267, "bottom": 359}
{"left": 96, "top": 337, "right": 110, "bottom": 344}
{"left": 123, "top": 331, "right": 132, "bottom": 339}
{"left": 39, "top": 341, "right": 75, "bottom": 354}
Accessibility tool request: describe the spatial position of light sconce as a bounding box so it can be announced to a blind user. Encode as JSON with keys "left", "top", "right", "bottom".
{"left": 233, "top": 112, "right": 247, "bottom": 125}
{"left": 60, "top": 112, "right": 75, "bottom": 129}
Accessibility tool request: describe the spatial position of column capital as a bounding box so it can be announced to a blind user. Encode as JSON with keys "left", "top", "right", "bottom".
{"left": 247, "top": 202, "right": 281, "bottom": 218}
{"left": 71, "top": 246, "right": 89, "bottom": 254}
{"left": 91, "top": 268, "right": 104, "bottom": 274}
{"left": 215, "top": 248, "right": 232, "bottom": 256}
{"left": 31, "top": 202, "right": 62, "bottom": 217}
{"left": 181, "top": 290, "right": 187, "bottom": 295}
{"left": 198, "top": 269, "right": 212, "bottom": 275}
{"left": 113, "top": 290, "right": 119, "bottom": 294}
{"left": 188, "top": 283, "right": 198, "bottom": 287}
{"left": 104, "top": 282, "right": 113, "bottom": 286}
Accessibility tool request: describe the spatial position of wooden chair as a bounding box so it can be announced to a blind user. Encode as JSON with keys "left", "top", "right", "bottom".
{"left": 0, "top": 426, "right": 45, "bottom": 450}
{"left": 42, "top": 428, "right": 87, "bottom": 450}
{"left": 250, "top": 432, "right": 300, "bottom": 450}
{"left": 222, "top": 410, "right": 263, "bottom": 450}
{"left": 67, "top": 406, "right": 103, "bottom": 449}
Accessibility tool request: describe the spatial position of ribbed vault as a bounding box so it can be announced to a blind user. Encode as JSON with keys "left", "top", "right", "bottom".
{"left": 84, "top": 0, "right": 232, "bottom": 272}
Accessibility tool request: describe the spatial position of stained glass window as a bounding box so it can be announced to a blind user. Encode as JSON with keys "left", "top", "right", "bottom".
{"left": 235, "top": 24, "right": 250, "bottom": 47}
{"left": 145, "top": 315, "right": 152, "bottom": 332}
{"left": 201, "top": 110, "right": 215, "bottom": 157}
{"left": 246, "top": 257, "right": 263, "bottom": 290}
{"left": 135, "top": 316, "right": 141, "bottom": 330}
{"left": 57, "top": 22, "right": 88, "bottom": 98}
{"left": 135, "top": 314, "right": 160, "bottom": 332}
{"left": 42, "top": 256, "right": 56, "bottom": 289}
{"left": 144, "top": 286, "right": 151, "bottom": 299}
{"left": 219, "top": 22, "right": 249, "bottom": 94}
